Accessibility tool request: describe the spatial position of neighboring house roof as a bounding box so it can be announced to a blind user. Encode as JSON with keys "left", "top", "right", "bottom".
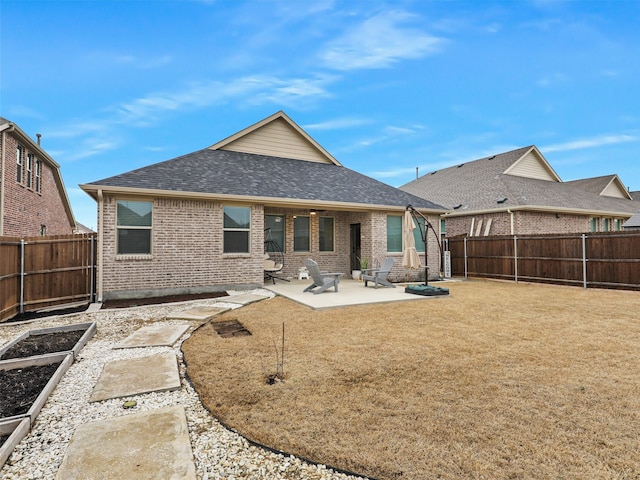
{"left": 630, "top": 191, "right": 640, "bottom": 202}
{"left": 81, "top": 113, "right": 443, "bottom": 213}
{"left": 623, "top": 211, "right": 640, "bottom": 229}
{"left": 400, "top": 145, "right": 640, "bottom": 217}
{"left": 0, "top": 116, "right": 77, "bottom": 231}
{"left": 564, "top": 174, "right": 632, "bottom": 200}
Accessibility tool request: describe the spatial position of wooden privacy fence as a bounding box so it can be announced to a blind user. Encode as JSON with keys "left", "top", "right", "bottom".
{"left": 447, "top": 231, "right": 640, "bottom": 291}
{"left": 0, "top": 234, "right": 97, "bottom": 322}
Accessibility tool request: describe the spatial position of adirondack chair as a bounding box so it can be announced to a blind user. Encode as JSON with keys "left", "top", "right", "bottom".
{"left": 362, "top": 257, "right": 396, "bottom": 288}
{"left": 302, "top": 258, "right": 340, "bottom": 294}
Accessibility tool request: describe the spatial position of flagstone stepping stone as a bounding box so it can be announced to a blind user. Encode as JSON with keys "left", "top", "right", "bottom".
{"left": 225, "top": 293, "right": 269, "bottom": 305}
{"left": 55, "top": 405, "right": 196, "bottom": 480}
{"left": 113, "top": 324, "right": 190, "bottom": 349}
{"left": 166, "top": 306, "right": 229, "bottom": 321}
{"left": 89, "top": 352, "right": 180, "bottom": 403}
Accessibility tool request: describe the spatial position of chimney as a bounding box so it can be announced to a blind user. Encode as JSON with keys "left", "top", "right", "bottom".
{"left": 416, "top": 167, "right": 419, "bottom": 179}
{"left": 36, "top": 133, "right": 42, "bottom": 145}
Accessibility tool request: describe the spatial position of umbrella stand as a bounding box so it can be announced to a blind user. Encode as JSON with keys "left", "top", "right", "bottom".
{"left": 405, "top": 205, "right": 449, "bottom": 296}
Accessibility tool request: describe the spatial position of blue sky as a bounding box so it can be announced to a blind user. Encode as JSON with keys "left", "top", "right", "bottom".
{"left": 2, "top": 0, "right": 639, "bottom": 230}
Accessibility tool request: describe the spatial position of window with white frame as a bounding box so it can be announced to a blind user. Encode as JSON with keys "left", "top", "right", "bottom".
{"left": 602, "top": 218, "right": 611, "bottom": 232}
{"left": 116, "top": 200, "right": 153, "bottom": 255}
{"left": 614, "top": 218, "right": 622, "bottom": 231}
{"left": 589, "top": 217, "right": 598, "bottom": 232}
{"left": 387, "top": 215, "right": 403, "bottom": 252}
{"left": 35, "top": 158, "right": 42, "bottom": 192}
{"left": 223, "top": 206, "right": 251, "bottom": 253}
{"left": 26, "top": 153, "right": 33, "bottom": 188}
{"left": 319, "top": 216, "right": 335, "bottom": 252}
{"left": 293, "top": 215, "right": 310, "bottom": 252}
{"left": 16, "top": 145, "right": 23, "bottom": 183}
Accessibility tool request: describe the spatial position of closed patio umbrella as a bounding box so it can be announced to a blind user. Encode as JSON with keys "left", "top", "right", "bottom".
{"left": 402, "top": 210, "right": 422, "bottom": 270}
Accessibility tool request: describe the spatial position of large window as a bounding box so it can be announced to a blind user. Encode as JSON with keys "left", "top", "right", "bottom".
{"left": 387, "top": 214, "right": 426, "bottom": 253}
{"left": 319, "top": 216, "right": 334, "bottom": 252}
{"left": 224, "top": 206, "right": 251, "bottom": 253}
{"left": 35, "top": 159, "right": 42, "bottom": 192}
{"left": 16, "top": 145, "right": 23, "bottom": 183}
{"left": 117, "top": 200, "right": 152, "bottom": 254}
{"left": 387, "top": 215, "right": 402, "bottom": 252}
{"left": 265, "top": 214, "right": 285, "bottom": 251}
{"left": 294, "top": 216, "right": 310, "bottom": 252}
{"left": 26, "top": 153, "right": 33, "bottom": 188}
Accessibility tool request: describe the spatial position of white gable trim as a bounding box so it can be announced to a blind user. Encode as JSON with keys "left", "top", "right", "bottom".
{"left": 503, "top": 146, "right": 562, "bottom": 182}
{"left": 208, "top": 111, "right": 342, "bottom": 166}
{"left": 601, "top": 175, "right": 632, "bottom": 200}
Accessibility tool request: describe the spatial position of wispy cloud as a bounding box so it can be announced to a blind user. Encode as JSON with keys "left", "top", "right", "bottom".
{"left": 543, "top": 134, "right": 638, "bottom": 152}
{"left": 304, "top": 117, "right": 372, "bottom": 131}
{"left": 320, "top": 11, "right": 445, "bottom": 70}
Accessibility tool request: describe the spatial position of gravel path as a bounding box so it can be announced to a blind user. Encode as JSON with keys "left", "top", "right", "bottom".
{"left": 0, "top": 290, "right": 363, "bottom": 480}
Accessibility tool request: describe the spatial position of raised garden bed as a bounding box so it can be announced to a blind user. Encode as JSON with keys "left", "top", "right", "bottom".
{"left": 0, "top": 417, "right": 30, "bottom": 468}
{"left": 0, "top": 353, "right": 73, "bottom": 424}
{"left": 0, "top": 322, "right": 96, "bottom": 361}
{"left": 0, "top": 322, "right": 96, "bottom": 468}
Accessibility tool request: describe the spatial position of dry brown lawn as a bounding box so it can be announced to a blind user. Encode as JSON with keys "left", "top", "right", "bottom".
{"left": 182, "top": 280, "right": 640, "bottom": 479}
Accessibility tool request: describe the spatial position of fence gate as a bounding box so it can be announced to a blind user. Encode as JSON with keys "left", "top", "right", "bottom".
{"left": 0, "top": 234, "right": 96, "bottom": 322}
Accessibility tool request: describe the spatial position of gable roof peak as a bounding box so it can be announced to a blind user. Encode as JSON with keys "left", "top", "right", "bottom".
{"left": 208, "top": 110, "right": 342, "bottom": 166}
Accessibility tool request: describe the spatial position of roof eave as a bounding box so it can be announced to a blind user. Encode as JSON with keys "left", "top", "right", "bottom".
{"left": 79, "top": 184, "right": 444, "bottom": 214}
{"left": 442, "top": 205, "right": 635, "bottom": 218}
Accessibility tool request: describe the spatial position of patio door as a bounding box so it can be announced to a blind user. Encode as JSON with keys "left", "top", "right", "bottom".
{"left": 350, "top": 223, "right": 361, "bottom": 271}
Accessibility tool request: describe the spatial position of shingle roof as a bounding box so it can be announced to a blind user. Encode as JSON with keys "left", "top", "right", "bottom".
{"left": 623, "top": 211, "right": 640, "bottom": 228}
{"left": 564, "top": 175, "right": 618, "bottom": 195}
{"left": 630, "top": 191, "right": 640, "bottom": 202}
{"left": 401, "top": 146, "right": 640, "bottom": 215}
{"left": 85, "top": 149, "right": 444, "bottom": 211}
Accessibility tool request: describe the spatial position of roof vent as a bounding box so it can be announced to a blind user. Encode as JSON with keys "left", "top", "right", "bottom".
{"left": 457, "top": 164, "right": 464, "bottom": 168}
{"left": 488, "top": 155, "right": 496, "bottom": 160}
{"left": 496, "top": 197, "right": 507, "bottom": 204}
{"left": 430, "top": 171, "right": 437, "bottom": 175}
{"left": 453, "top": 203, "right": 463, "bottom": 209}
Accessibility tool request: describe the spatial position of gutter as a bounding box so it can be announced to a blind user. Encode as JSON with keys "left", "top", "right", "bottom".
{"left": 79, "top": 184, "right": 446, "bottom": 215}
{"left": 441, "top": 204, "right": 637, "bottom": 218}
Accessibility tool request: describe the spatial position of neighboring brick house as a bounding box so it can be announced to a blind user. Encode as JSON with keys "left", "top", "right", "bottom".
{"left": 0, "top": 117, "right": 76, "bottom": 236}
{"left": 400, "top": 145, "right": 640, "bottom": 237}
{"left": 80, "top": 111, "right": 445, "bottom": 301}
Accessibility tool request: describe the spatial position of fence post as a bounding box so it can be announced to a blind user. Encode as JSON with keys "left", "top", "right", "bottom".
{"left": 514, "top": 235, "right": 518, "bottom": 283}
{"left": 463, "top": 237, "right": 468, "bottom": 279}
{"left": 20, "top": 239, "right": 25, "bottom": 314}
{"left": 90, "top": 235, "right": 95, "bottom": 303}
{"left": 582, "top": 234, "right": 587, "bottom": 289}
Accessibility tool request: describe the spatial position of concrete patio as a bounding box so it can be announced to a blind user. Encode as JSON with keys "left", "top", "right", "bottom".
{"left": 264, "top": 277, "right": 455, "bottom": 309}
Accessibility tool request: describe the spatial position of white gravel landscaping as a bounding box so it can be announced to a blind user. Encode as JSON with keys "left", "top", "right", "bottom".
{"left": 0, "top": 290, "right": 363, "bottom": 480}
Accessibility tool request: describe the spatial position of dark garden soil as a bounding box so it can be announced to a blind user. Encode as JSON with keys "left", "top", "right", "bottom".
{"left": 0, "top": 362, "right": 61, "bottom": 418}
{"left": 101, "top": 291, "right": 229, "bottom": 309}
{"left": 0, "top": 330, "right": 85, "bottom": 361}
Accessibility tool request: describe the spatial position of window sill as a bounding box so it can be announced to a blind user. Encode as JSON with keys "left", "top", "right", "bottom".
{"left": 115, "top": 254, "right": 152, "bottom": 261}
{"left": 222, "top": 253, "right": 251, "bottom": 258}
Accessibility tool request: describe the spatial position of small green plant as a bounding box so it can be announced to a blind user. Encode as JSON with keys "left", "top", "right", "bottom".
{"left": 358, "top": 257, "right": 369, "bottom": 270}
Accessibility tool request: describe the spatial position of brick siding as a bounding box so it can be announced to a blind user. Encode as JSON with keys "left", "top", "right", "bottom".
{"left": 99, "top": 195, "right": 443, "bottom": 299}
{"left": 1, "top": 130, "right": 74, "bottom": 236}
{"left": 444, "top": 210, "right": 624, "bottom": 237}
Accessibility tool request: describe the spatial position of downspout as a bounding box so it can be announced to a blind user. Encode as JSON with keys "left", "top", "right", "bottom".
{"left": 97, "top": 189, "right": 104, "bottom": 303}
{"left": 0, "top": 127, "right": 13, "bottom": 235}
{"left": 507, "top": 209, "right": 514, "bottom": 235}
